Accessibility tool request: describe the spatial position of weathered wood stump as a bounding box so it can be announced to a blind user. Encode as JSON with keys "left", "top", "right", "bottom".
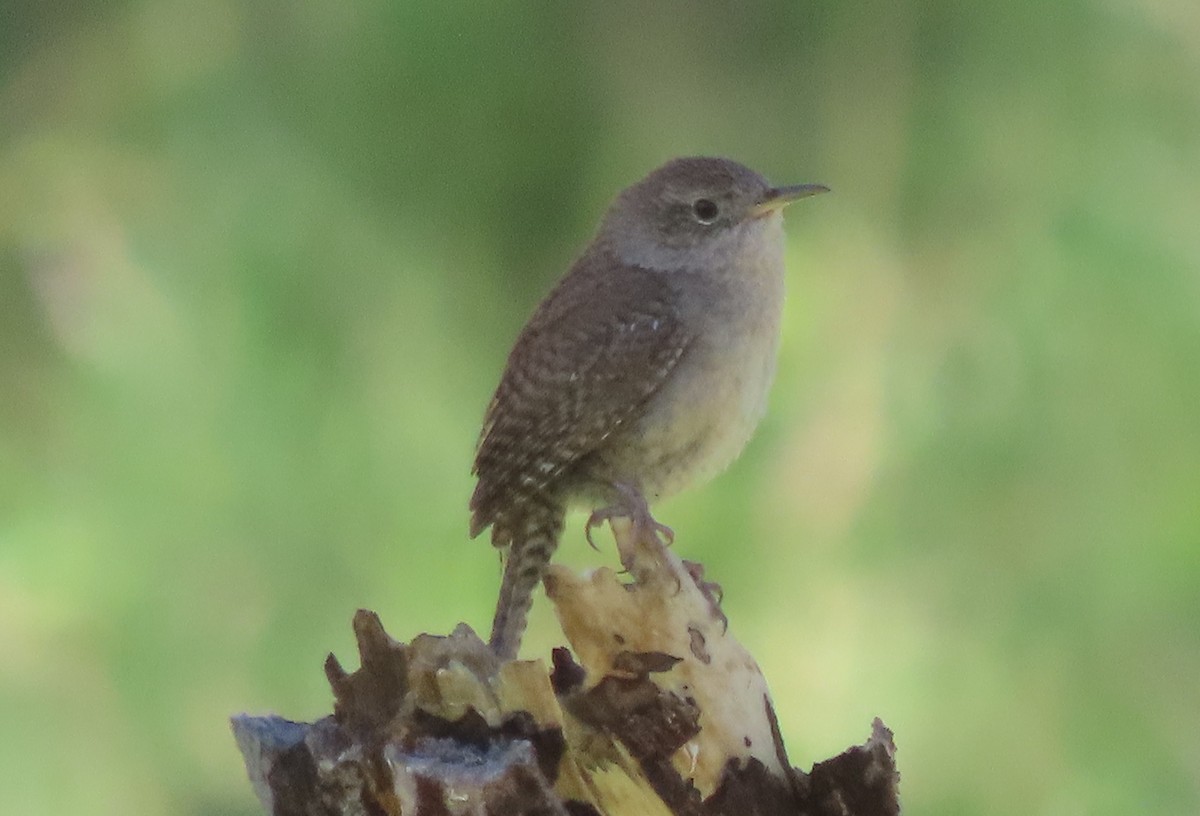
{"left": 232, "top": 521, "right": 901, "bottom": 815}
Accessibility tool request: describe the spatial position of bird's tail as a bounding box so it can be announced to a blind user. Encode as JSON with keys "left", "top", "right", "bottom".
{"left": 489, "top": 502, "right": 565, "bottom": 660}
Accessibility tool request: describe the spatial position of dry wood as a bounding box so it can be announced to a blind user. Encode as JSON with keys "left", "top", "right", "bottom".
{"left": 232, "top": 522, "right": 900, "bottom": 815}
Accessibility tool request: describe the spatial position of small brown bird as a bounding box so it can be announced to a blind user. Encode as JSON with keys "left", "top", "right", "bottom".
{"left": 470, "top": 157, "right": 827, "bottom": 659}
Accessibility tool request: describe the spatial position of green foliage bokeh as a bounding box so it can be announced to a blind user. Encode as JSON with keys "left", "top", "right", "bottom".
{"left": 2, "top": 2, "right": 1198, "bottom": 814}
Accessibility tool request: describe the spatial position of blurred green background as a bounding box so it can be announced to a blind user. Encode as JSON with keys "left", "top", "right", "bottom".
{"left": 2, "top": 1, "right": 1198, "bottom": 813}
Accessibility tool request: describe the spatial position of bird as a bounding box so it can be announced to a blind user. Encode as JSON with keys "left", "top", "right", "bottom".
{"left": 469, "top": 156, "right": 827, "bottom": 659}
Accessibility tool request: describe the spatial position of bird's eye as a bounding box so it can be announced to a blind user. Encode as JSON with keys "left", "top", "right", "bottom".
{"left": 692, "top": 198, "right": 719, "bottom": 224}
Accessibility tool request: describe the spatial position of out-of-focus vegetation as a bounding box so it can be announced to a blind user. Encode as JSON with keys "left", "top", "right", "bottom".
{"left": 2, "top": 1, "right": 1197, "bottom": 814}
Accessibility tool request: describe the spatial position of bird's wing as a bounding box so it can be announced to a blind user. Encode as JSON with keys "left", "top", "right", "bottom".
{"left": 469, "top": 256, "right": 692, "bottom": 537}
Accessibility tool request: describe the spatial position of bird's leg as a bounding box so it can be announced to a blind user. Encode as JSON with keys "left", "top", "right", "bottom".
{"left": 585, "top": 482, "right": 674, "bottom": 568}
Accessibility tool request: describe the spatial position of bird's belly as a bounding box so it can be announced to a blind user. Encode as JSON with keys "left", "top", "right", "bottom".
{"left": 620, "top": 322, "right": 781, "bottom": 501}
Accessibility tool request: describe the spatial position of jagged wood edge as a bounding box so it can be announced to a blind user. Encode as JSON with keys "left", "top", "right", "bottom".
{"left": 231, "top": 527, "right": 901, "bottom": 816}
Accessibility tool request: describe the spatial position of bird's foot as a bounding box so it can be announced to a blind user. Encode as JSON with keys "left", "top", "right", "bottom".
{"left": 585, "top": 506, "right": 675, "bottom": 551}
{"left": 683, "top": 559, "right": 728, "bottom": 631}
{"left": 585, "top": 485, "right": 674, "bottom": 565}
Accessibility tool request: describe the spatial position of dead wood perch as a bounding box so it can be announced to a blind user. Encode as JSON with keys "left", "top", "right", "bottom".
{"left": 231, "top": 521, "right": 901, "bottom": 815}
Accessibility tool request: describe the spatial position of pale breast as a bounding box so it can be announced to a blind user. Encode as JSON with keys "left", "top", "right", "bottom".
{"left": 613, "top": 219, "right": 787, "bottom": 501}
{"left": 632, "top": 311, "right": 781, "bottom": 499}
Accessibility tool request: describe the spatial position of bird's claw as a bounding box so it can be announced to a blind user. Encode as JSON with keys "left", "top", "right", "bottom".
{"left": 586, "top": 507, "right": 674, "bottom": 548}
{"left": 646, "top": 519, "right": 675, "bottom": 547}
{"left": 584, "top": 508, "right": 615, "bottom": 551}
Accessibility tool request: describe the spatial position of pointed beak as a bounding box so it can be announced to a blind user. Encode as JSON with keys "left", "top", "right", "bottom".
{"left": 752, "top": 183, "right": 830, "bottom": 217}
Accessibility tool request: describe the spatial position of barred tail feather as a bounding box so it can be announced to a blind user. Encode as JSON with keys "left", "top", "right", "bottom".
{"left": 489, "top": 505, "right": 565, "bottom": 660}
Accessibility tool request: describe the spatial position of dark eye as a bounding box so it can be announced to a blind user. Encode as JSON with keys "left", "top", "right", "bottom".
{"left": 692, "top": 198, "right": 719, "bottom": 224}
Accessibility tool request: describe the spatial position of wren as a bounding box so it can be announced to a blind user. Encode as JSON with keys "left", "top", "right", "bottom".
{"left": 470, "top": 157, "right": 827, "bottom": 659}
